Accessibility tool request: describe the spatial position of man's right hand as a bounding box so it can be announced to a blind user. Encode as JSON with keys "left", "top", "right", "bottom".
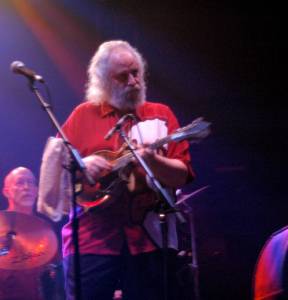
{"left": 83, "top": 154, "right": 112, "bottom": 181}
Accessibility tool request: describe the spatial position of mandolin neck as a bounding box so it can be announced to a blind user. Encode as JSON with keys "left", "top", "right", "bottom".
{"left": 149, "top": 136, "right": 170, "bottom": 150}
{"left": 111, "top": 137, "right": 170, "bottom": 172}
{"left": 110, "top": 118, "right": 210, "bottom": 172}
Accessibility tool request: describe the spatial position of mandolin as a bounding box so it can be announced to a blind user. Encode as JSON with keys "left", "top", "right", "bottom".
{"left": 77, "top": 117, "right": 211, "bottom": 210}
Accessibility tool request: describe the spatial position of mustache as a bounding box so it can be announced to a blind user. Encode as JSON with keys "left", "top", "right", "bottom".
{"left": 124, "top": 86, "right": 141, "bottom": 93}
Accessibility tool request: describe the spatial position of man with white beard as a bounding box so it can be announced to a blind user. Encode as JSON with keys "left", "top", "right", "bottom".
{"left": 61, "top": 40, "right": 195, "bottom": 300}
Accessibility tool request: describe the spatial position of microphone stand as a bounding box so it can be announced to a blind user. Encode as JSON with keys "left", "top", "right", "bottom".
{"left": 175, "top": 186, "right": 210, "bottom": 300}
{"left": 182, "top": 207, "right": 200, "bottom": 300}
{"left": 27, "top": 80, "right": 95, "bottom": 300}
{"left": 117, "top": 125, "right": 186, "bottom": 300}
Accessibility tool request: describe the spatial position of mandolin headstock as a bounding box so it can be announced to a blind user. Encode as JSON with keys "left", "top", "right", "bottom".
{"left": 171, "top": 117, "right": 211, "bottom": 143}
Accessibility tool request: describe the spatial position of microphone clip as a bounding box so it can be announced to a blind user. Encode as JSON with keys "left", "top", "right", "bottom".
{"left": 104, "top": 113, "right": 135, "bottom": 140}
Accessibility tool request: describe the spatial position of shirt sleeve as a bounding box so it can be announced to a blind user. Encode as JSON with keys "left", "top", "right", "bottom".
{"left": 164, "top": 105, "right": 195, "bottom": 184}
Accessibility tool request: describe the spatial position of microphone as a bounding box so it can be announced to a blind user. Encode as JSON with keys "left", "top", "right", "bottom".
{"left": 10, "top": 61, "right": 45, "bottom": 83}
{"left": 104, "top": 113, "right": 135, "bottom": 140}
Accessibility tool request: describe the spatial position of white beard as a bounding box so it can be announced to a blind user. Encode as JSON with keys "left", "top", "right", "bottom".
{"left": 108, "top": 84, "right": 146, "bottom": 112}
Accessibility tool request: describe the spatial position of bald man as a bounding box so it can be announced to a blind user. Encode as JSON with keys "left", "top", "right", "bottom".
{"left": 2, "top": 167, "right": 38, "bottom": 215}
{"left": 0, "top": 167, "right": 64, "bottom": 300}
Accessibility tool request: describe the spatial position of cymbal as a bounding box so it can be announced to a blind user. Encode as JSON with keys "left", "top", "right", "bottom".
{"left": 0, "top": 211, "right": 58, "bottom": 270}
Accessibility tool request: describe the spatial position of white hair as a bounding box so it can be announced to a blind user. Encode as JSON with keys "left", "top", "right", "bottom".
{"left": 85, "top": 40, "right": 146, "bottom": 105}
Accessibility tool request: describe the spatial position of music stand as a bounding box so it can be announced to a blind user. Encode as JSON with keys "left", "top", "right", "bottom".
{"left": 175, "top": 185, "right": 210, "bottom": 300}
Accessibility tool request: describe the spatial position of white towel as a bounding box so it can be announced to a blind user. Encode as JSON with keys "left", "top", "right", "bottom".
{"left": 37, "top": 137, "right": 72, "bottom": 222}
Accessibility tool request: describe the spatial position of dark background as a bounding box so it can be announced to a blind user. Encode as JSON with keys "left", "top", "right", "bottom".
{"left": 0, "top": 1, "right": 287, "bottom": 299}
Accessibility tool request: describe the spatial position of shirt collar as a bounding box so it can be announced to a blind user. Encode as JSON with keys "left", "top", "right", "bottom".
{"left": 100, "top": 101, "right": 145, "bottom": 121}
{"left": 100, "top": 102, "right": 116, "bottom": 118}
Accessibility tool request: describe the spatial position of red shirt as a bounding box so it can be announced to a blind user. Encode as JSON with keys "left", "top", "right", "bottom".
{"left": 61, "top": 101, "right": 194, "bottom": 256}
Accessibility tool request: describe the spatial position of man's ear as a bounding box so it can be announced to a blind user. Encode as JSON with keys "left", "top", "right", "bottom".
{"left": 2, "top": 186, "right": 10, "bottom": 199}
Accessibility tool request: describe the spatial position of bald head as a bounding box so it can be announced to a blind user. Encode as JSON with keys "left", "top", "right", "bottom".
{"left": 3, "top": 167, "right": 38, "bottom": 214}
